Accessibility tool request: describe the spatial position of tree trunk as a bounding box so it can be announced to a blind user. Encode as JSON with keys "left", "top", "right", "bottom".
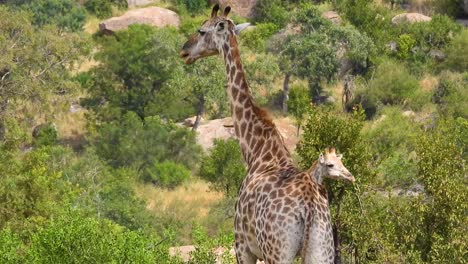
{"left": 282, "top": 74, "right": 291, "bottom": 114}
{"left": 0, "top": 99, "right": 8, "bottom": 141}
{"left": 192, "top": 96, "right": 205, "bottom": 131}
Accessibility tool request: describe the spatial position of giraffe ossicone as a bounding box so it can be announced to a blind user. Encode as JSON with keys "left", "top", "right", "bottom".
{"left": 181, "top": 5, "right": 355, "bottom": 264}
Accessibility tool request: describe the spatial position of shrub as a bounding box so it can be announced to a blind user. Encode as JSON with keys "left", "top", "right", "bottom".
{"left": 94, "top": 112, "right": 202, "bottom": 173}
{"left": 240, "top": 23, "right": 278, "bottom": 52}
{"left": 254, "top": 0, "right": 288, "bottom": 27}
{"left": 397, "top": 34, "right": 416, "bottom": 60}
{"left": 287, "top": 83, "right": 310, "bottom": 134}
{"left": 32, "top": 123, "right": 58, "bottom": 147}
{"left": 175, "top": 0, "right": 208, "bottom": 13}
{"left": 84, "top": 0, "right": 113, "bottom": 18}
{"left": 0, "top": 228, "right": 25, "bottom": 264}
{"left": 199, "top": 139, "right": 246, "bottom": 198}
{"left": 26, "top": 212, "right": 170, "bottom": 263}
{"left": 433, "top": 0, "right": 463, "bottom": 17}
{"left": 355, "top": 59, "right": 419, "bottom": 115}
{"left": 27, "top": 0, "right": 87, "bottom": 31}
{"left": 444, "top": 29, "right": 468, "bottom": 72}
{"left": 143, "top": 160, "right": 191, "bottom": 189}
{"left": 433, "top": 71, "right": 468, "bottom": 118}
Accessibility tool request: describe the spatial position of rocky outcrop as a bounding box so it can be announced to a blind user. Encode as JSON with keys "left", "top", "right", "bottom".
{"left": 322, "top": 11, "right": 342, "bottom": 25}
{"left": 391, "top": 13, "right": 431, "bottom": 25}
{"left": 210, "top": 0, "right": 257, "bottom": 17}
{"left": 99, "top": 7, "right": 180, "bottom": 33}
{"left": 182, "top": 116, "right": 298, "bottom": 151}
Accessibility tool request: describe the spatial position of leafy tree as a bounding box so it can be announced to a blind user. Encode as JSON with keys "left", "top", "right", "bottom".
{"left": 0, "top": 228, "right": 25, "bottom": 264}
{"left": 0, "top": 7, "right": 89, "bottom": 141}
{"left": 143, "top": 160, "right": 191, "bottom": 189}
{"left": 412, "top": 118, "right": 467, "bottom": 262}
{"left": 240, "top": 23, "right": 279, "bottom": 52}
{"left": 86, "top": 25, "right": 187, "bottom": 121}
{"left": 199, "top": 139, "right": 246, "bottom": 198}
{"left": 26, "top": 212, "right": 173, "bottom": 263}
{"left": 84, "top": 0, "right": 113, "bottom": 18}
{"left": 93, "top": 112, "right": 202, "bottom": 172}
{"left": 444, "top": 29, "right": 468, "bottom": 72}
{"left": 287, "top": 83, "right": 310, "bottom": 134}
{"left": 254, "top": 0, "right": 288, "bottom": 27}
{"left": 175, "top": 0, "right": 208, "bottom": 14}
{"left": 27, "top": 0, "right": 87, "bottom": 31}
{"left": 432, "top": 71, "right": 468, "bottom": 119}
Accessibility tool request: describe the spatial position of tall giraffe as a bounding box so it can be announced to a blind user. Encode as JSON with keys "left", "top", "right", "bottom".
{"left": 180, "top": 5, "right": 355, "bottom": 264}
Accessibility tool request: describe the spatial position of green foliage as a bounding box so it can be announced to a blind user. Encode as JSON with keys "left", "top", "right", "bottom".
{"left": 33, "top": 124, "right": 58, "bottom": 147}
{"left": 433, "top": 0, "right": 463, "bottom": 17}
{"left": 175, "top": 0, "right": 208, "bottom": 14}
{"left": 0, "top": 7, "right": 89, "bottom": 140}
{"left": 355, "top": 59, "right": 419, "bottom": 116}
{"left": 188, "top": 224, "right": 235, "bottom": 264}
{"left": 414, "top": 118, "right": 467, "bottom": 261}
{"left": 297, "top": 106, "right": 378, "bottom": 262}
{"left": 0, "top": 146, "right": 77, "bottom": 232}
{"left": 240, "top": 23, "right": 279, "bottom": 52}
{"left": 243, "top": 53, "right": 281, "bottom": 106}
{"left": 254, "top": 0, "right": 288, "bottom": 27}
{"left": 444, "top": 29, "right": 468, "bottom": 72}
{"left": 287, "top": 83, "right": 310, "bottom": 133}
{"left": 0, "top": 228, "right": 25, "bottom": 264}
{"left": 397, "top": 34, "right": 416, "bottom": 60}
{"left": 84, "top": 0, "right": 113, "bottom": 18}
{"left": 433, "top": 71, "right": 468, "bottom": 118}
{"left": 199, "top": 139, "right": 246, "bottom": 198}
{"left": 94, "top": 112, "right": 202, "bottom": 172}
{"left": 86, "top": 25, "right": 187, "bottom": 120}
{"left": 27, "top": 0, "right": 87, "bottom": 31}
{"left": 144, "top": 160, "right": 191, "bottom": 189}
{"left": 26, "top": 212, "right": 170, "bottom": 263}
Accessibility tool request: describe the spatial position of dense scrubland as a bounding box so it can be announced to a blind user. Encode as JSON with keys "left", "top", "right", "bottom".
{"left": 0, "top": 0, "right": 467, "bottom": 263}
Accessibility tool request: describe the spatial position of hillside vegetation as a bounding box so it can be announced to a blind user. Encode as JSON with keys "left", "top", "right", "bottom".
{"left": 0, "top": 0, "right": 466, "bottom": 263}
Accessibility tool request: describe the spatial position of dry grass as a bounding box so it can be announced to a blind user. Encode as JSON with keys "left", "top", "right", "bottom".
{"left": 135, "top": 179, "right": 226, "bottom": 243}
{"left": 84, "top": 16, "right": 101, "bottom": 34}
{"left": 419, "top": 74, "right": 438, "bottom": 92}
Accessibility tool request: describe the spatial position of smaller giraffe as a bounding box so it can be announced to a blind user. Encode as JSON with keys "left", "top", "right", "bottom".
{"left": 307, "top": 147, "right": 355, "bottom": 185}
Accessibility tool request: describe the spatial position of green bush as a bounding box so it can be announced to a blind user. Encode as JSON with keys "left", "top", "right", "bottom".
{"left": 240, "top": 23, "right": 278, "bottom": 52}
{"left": 254, "top": 0, "right": 288, "bottom": 27}
{"left": 199, "top": 139, "right": 246, "bottom": 198}
{"left": 433, "top": 71, "right": 468, "bottom": 118}
{"left": 356, "top": 59, "right": 419, "bottom": 116}
{"left": 33, "top": 123, "right": 58, "bottom": 147}
{"left": 444, "top": 29, "right": 468, "bottom": 72}
{"left": 433, "top": 0, "right": 463, "bottom": 17}
{"left": 406, "top": 15, "right": 462, "bottom": 51}
{"left": 397, "top": 34, "right": 416, "bottom": 60}
{"left": 144, "top": 160, "right": 191, "bottom": 189}
{"left": 175, "top": 0, "right": 208, "bottom": 13}
{"left": 94, "top": 112, "right": 202, "bottom": 173}
{"left": 84, "top": 0, "right": 113, "bottom": 18}
{"left": 26, "top": 212, "right": 170, "bottom": 263}
{"left": 0, "top": 228, "right": 25, "bottom": 264}
{"left": 287, "top": 83, "right": 310, "bottom": 133}
{"left": 27, "top": 0, "right": 87, "bottom": 31}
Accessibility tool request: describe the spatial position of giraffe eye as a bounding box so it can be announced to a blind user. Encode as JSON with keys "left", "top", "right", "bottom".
{"left": 327, "top": 164, "right": 334, "bottom": 168}
{"left": 198, "top": 29, "right": 206, "bottom": 36}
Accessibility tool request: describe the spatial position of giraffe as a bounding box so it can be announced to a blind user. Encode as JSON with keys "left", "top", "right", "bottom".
{"left": 180, "top": 5, "right": 355, "bottom": 263}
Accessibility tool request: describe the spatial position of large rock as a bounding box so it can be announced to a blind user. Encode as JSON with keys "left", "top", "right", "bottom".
{"left": 99, "top": 7, "right": 180, "bottom": 33}
{"left": 211, "top": 0, "right": 257, "bottom": 17}
{"left": 127, "top": 0, "right": 156, "bottom": 7}
{"left": 391, "top": 13, "right": 431, "bottom": 25}
{"left": 322, "top": 11, "right": 342, "bottom": 25}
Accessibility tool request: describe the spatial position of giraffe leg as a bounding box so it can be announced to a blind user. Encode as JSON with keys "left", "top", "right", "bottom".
{"left": 234, "top": 239, "right": 257, "bottom": 264}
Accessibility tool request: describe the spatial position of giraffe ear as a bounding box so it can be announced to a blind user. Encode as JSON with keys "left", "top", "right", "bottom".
{"left": 234, "top": 23, "right": 251, "bottom": 35}
{"left": 211, "top": 4, "right": 220, "bottom": 18}
{"left": 223, "top": 6, "right": 231, "bottom": 17}
{"left": 319, "top": 153, "right": 325, "bottom": 164}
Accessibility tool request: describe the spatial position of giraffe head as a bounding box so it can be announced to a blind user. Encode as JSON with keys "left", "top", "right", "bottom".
{"left": 180, "top": 4, "right": 250, "bottom": 64}
{"left": 317, "top": 147, "right": 355, "bottom": 183}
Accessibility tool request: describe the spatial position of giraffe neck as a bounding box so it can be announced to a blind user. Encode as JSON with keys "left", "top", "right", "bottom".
{"left": 217, "top": 33, "right": 294, "bottom": 173}
{"left": 312, "top": 163, "right": 327, "bottom": 185}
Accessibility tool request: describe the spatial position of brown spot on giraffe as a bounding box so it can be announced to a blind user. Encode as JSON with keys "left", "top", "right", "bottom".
{"left": 180, "top": 5, "right": 356, "bottom": 264}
